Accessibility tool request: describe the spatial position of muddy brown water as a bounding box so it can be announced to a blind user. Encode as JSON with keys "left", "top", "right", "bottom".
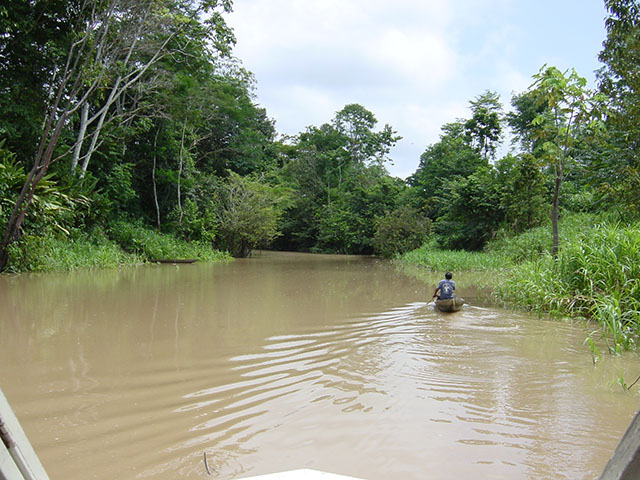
{"left": 0, "top": 251, "right": 638, "bottom": 480}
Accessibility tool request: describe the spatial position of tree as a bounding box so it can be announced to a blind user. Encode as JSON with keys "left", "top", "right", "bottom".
{"left": 507, "top": 90, "right": 549, "bottom": 153}
{"left": 434, "top": 167, "right": 504, "bottom": 250}
{"left": 526, "top": 65, "right": 603, "bottom": 256}
{"left": 277, "top": 105, "right": 401, "bottom": 254}
{"left": 214, "top": 172, "right": 286, "bottom": 257}
{"left": 595, "top": 0, "right": 640, "bottom": 216}
{"left": 464, "top": 90, "right": 503, "bottom": 160}
{"left": 495, "top": 154, "right": 547, "bottom": 233}
{"left": 334, "top": 103, "right": 400, "bottom": 167}
{"left": 0, "top": 0, "right": 235, "bottom": 271}
{"left": 408, "top": 121, "right": 486, "bottom": 219}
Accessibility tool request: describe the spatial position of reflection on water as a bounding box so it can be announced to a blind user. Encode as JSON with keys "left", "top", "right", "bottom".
{"left": 0, "top": 251, "right": 638, "bottom": 480}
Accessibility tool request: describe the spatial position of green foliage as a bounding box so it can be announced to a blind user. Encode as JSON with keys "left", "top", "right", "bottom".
{"left": 0, "top": 141, "right": 91, "bottom": 239}
{"left": 487, "top": 225, "right": 552, "bottom": 264}
{"left": 108, "top": 221, "right": 229, "bottom": 262}
{"left": 408, "top": 121, "right": 486, "bottom": 218}
{"left": 507, "top": 90, "right": 549, "bottom": 152}
{"left": 399, "top": 243, "right": 507, "bottom": 272}
{"left": 5, "top": 232, "right": 140, "bottom": 273}
{"left": 373, "top": 206, "right": 431, "bottom": 258}
{"left": 0, "top": 0, "right": 80, "bottom": 162}
{"left": 496, "top": 154, "right": 548, "bottom": 233}
{"left": 314, "top": 203, "right": 357, "bottom": 254}
{"left": 525, "top": 64, "right": 604, "bottom": 255}
{"left": 593, "top": 0, "right": 640, "bottom": 218}
{"left": 495, "top": 220, "right": 640, "bottom": 352}
{"left": 334, "top": 103, "right": 401, "bottom": 166}
{"left": 464, "top": 90, "right": 503, "bottom": 160}
{"left": 486, "top": 213, "right": 605, "bottom": 263}
{"left": 277, "top": 105, "right": 402, "bottom": 254}
{"left": 102, "top": 162, "right": 138, "bottom": 216}
{"left": 434, "top": 167, "right": 504, "bottom": 250}
{"left": 214, "top": 172, "right": 287, "bottom": 257}
{"left": 0, "top": 141, "right": 22, "bottom": 231}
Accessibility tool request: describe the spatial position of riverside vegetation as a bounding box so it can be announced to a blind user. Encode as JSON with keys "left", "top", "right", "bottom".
{"left": 399, "top": 213, "right": 640, "bottom": 355}
{"left": 1, "top": 2, "right": 640, "bottom": 353}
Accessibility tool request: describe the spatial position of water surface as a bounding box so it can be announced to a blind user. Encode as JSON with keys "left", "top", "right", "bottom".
{"left": 0, "top": 252, "right": 638, "bottom": 479}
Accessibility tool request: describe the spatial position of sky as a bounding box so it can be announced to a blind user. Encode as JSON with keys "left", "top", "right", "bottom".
{"left": 225, "top": 0, "right": 609, "bottom": 179}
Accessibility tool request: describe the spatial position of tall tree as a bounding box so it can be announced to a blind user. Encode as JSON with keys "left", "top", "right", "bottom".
{"left": 495, "top": 153, "right": 547, "bottom": 234}
{"left": 596, "top": 0, "right": 640, "bottom": 216}
{"left": 334, "top": 103, "right": 400, "bottom": 167}
{"left": 434, "top": 167, "right": 504, "bottom": 250}
{"left": 464, "top": 90, "right": 503, "bottom": 160}
{"left": 526, "top": 65, "right": 603, "bottom": 256}
{"left": 277, "top": 105, "right": 401, "bottom": 254}
{"left": 408, "top": 121, "right": 485, "bottom": 219}
{"left": 507, "top": 90, "right": 549, "bottom": 153}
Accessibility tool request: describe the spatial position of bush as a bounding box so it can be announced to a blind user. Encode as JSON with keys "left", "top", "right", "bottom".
{"left": 373, "top": 206, "right": 431, "bottom": 258}
{"left": 485, "top": 213, "right": 613, "bottom": 263}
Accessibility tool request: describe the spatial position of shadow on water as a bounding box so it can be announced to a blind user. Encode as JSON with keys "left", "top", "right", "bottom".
{"left": 0, "top": 251, "right": 638, "bottom": 479}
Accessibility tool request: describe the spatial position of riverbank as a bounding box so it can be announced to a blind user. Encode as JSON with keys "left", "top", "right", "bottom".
{"left": 399, "top": 213, "right": 640, "bottom": 354}
{"left": 3, "top": 223, "right": 230, "bottom": 273}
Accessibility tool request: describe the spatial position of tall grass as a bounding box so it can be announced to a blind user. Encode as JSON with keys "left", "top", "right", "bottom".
{"left": 5, "top": 223, "right": 231, "bottom": 273}
{"left": 496, "top": 222, "right": 640, "bottom": 352}
{"left": 485, "top": 213, "right": 610, "bottom": 263}
{"left": 400, "top": 213, "right": 640, "bottom": 353}
{"left": 108, "top": 221, "right": 230, "bottom": 262}
{"left": 6, "top": 233, "right": 141, "bottom": 273}
{"left": 398, "top": 243, "right": 508, "bottom": 272}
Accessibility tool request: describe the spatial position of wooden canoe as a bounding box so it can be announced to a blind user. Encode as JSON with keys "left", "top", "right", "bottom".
{"left": 150, "top": 259, "right": 198, "bottom": 264}
{"left": 435, "top": 297, "right": 464, "bottom": 312}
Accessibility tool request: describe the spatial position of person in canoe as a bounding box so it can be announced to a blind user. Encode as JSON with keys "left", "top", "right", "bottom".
{"left": 433, "top": 271, "right": 455, "bottom": 300}
{"left": 432, "top": 272, "right": 464, "bottom": 312}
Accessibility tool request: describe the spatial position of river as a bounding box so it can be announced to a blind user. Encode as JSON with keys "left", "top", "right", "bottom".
{"left": 0, "top": 251, "right": 638, "bottom": 479}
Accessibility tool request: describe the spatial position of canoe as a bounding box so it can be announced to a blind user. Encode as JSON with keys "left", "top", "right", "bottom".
{"left": 435, "top": 297, "right": 464, "bottom": 312}
{"left": 150, "top": 259, "right": 198, "bottom": 264}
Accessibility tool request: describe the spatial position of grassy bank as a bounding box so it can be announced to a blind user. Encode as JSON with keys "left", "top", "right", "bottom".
{"left": 395, "top": 241, "right": 509, "bottom": 304}
{"left": 398, "top": 240, "right": 508, "bottom": 273}
{"left": 399, "top": 214, "right": 640, "bottom": 354}
{"left": 4, "top": 223, "right": 230, "bottom": 273}
{"left": 494, "top": 221, "right": 640, "bottom": 353}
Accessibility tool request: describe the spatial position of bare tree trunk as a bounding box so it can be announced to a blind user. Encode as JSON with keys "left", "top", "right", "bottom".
{"left": 551, "top": 175, "right": 561, "bottom": 257}
{"left": 71, "top": 102, "right": 89, "bottom": 172}
{"left": 152, "top": 126, "right": 162, "bottom": 230}
{"left": 177, "top": 120, "right": 186, "bottom": 225}
{"left": 0, "top": 112, "right": 69, "bottom": 270}
{"left": 79, "top": 77, "right": 122, "bottom": 177}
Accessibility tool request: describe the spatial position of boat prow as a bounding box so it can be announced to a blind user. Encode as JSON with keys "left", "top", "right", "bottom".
{"left": 241, "top": 469, "right": 364, "bottom": 479}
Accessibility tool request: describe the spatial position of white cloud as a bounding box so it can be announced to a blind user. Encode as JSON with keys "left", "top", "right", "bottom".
{"left": 226, "top": 0, "right": 608, "bottom": 179}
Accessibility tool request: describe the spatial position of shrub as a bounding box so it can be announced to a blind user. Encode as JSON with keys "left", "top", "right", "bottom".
{"left": 373, "top": 206, "right": 431, "bottom": 258}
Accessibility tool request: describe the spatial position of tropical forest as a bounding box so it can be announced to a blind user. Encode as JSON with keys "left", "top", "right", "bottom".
{"left": 1, "top": 0, "right": 640, "bottom": 355}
